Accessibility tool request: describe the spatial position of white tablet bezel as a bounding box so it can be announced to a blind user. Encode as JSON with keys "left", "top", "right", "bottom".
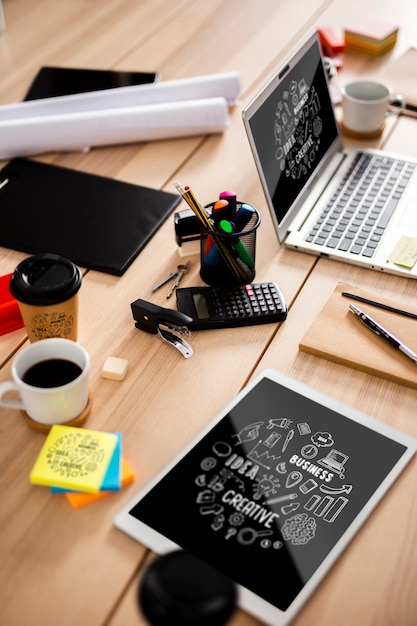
{"left": 114, "top": 369, "right": 416, "bottom": 626}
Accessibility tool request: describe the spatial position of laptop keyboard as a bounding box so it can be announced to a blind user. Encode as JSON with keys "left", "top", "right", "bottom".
{"left": 305, "top": 152, "right": 416, "bottom": 257}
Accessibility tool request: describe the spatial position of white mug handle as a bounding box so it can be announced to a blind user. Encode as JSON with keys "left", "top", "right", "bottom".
{"left": 0, "top": 381, "right": 24, "bottom": 410}
{"left": 387, "top": 93, "right": 405, "bottom": 117}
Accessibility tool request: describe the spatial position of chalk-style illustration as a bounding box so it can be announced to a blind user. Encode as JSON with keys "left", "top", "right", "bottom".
{"left": 211, "top": 515, "right": 225, "bottom": 531}
{"left": 201, "top": 457, "right": 217, "bottom": 471}
{"left": 299, "top": 478, "right": 318, "bottom": 494}
{"left": 285, "top": 471, "right": 303, "bottom": 489}
{"left": 300, "top": 443, "right": 318, "bottom": 459}
{"left": 248, "top": 440, "right": 281, "bottom": 469}
{"left": 303, "top": 494, "right": 350, "bottom": 523}
{"left": 281, "top": 513, "right": 317, "bottom": 545}
{"left": 229, "top": 512, "right": 245, "bottom": 527}
{"left": 281, "top": 502, "right": 300, "bottom": 515}
{"left": 212, "top": 441, "right": 232, "bottom": 457}
{"left": 276, "top": 461, "right": 287, "bottom": 474}
{"left": 195, "top": 407, "right": 355, "bottom": 551}
{"left": 311, "top": 431, "right": 334, "bottom": 447}
{"left": 317, "top": 449, "right": 349, "bottom": 479}
{"left": 266, "top": 492, "right": 298, "bottom": 506}
{"left": 253, "top": 474, "right": 280, "bottom": 500}
{"left": 320, "top": 483, "right": 353, "bottom": 495}
{"left": 196, "top": 490, "right": 215, "bottom": 504}
{"left": 233, "top": 422, "right": 264, "bottom": 444}
{"left": 297, "top": 422, "right": 311, "bottom": 435}
{"left": 266, "top": 417, "right": 292, "bottom": 430}
{"left": 264, "top": 431, "right": 282, "bottom": 448}
{"left": 273, "top": 75, "right": 324, "bottom": 179}
{"left": 195, "top": 474, "right": 206, "bottom": 487}
{"left": 237, "top": 527, "right": 273, "bottom": 546}
{"left": 314, "top": 495, "right": 334, "bottom": 517}
{"left": 323, "top": 497, "right": 349, "bottom": 522}
{"left": 199, "top": 503, "right": 224, "bottom": 516}
{"left": 282, "top": 429, "right": 295, "bottom": 452}
{"left": 304, "top": 494, "right": 321, "bottom": 511}
{"left": 208, "top": 474, "right": 227, "bottom": 492}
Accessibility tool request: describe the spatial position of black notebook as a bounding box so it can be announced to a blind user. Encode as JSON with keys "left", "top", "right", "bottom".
{"left": 0, "top": 158, "right": 181, "bottom": 275}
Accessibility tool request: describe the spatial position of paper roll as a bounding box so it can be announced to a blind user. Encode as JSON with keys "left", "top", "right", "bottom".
{"left": 0, "top": 97, "right": 230, "bottom": 159}
{"left": 0, "top": 72, "right": 241, "bottom": 120}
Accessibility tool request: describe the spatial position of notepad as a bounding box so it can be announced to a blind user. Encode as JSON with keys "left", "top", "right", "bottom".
{"left": 299, "top": 283, "right": 417, "bottom": 389}
{"left": 30, "top": 425, "right": 119, "bottom": 493}
{"left": 50, "top": 432, "right": 123, "bottom": 493}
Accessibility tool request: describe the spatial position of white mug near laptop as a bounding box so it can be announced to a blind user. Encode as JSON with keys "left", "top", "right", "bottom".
{"left": 341, "top": 80, "right": 405, "bottom": 138}
{"left": 0, "top": 338, "right": 90, "bottom": 426}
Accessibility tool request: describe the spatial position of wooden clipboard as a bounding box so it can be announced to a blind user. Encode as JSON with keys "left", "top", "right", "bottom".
{"left": 299, "top": 283, "right": 417, "bottom": 389}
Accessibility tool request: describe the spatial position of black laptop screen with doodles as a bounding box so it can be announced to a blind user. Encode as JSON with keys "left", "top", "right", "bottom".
{"left": 247, "top": 38, "right": 338, "bottom": 224}
{"left": 128, "top": 376, "right": 407, "bottom": 611}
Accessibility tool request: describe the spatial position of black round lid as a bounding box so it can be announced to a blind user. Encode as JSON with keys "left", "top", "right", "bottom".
{"left": 138, "top": 550, "right": 237, "bottom": 626}
{"left": 9, "top": 253, "right": 81, "bottom": 306}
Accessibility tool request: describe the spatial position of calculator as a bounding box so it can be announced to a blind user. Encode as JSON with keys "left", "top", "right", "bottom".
{"left": 175, "top": 282, "right": 287, "bottom": 329}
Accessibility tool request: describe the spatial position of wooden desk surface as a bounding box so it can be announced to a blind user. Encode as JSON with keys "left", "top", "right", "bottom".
{"left": 1, "top": 1, "right": 416, "bottom": 625}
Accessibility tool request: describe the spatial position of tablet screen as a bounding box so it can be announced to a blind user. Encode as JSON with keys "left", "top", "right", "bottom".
{"left": 116, "top": 370, "right": 415, "bottom": 623}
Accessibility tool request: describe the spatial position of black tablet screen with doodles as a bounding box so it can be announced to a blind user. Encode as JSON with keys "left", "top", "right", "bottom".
{"left": 123, "top": 371, "right": 415, "bottom": 616}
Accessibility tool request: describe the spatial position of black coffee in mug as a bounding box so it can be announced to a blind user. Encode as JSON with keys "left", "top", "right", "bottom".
{"left": 22, "top": 359, "right": 82, "bottom": 388}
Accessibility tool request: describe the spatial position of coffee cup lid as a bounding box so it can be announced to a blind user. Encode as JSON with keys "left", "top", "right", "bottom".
{"left": 10, "top": 254, "right": 81, "bottom": 306}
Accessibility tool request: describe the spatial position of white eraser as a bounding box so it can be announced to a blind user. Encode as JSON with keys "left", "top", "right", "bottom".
{"left": 101, "top": 356, "right": 129, "bottom": 381}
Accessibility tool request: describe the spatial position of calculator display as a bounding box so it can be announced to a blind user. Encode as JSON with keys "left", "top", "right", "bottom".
{"left": 192, "top": 294, "right": 210, "bottom": 319}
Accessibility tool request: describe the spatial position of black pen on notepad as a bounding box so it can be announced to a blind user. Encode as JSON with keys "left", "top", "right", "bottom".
{"left": 341, "top": 291, "right": 417, "bottom": 320}
{"left": 349, "top": 304, "right": 417, "bottom": 364}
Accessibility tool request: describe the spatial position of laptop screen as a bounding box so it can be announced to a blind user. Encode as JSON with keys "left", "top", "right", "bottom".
{"left": 243, "top": 34, "right": 340, "bottom": 241}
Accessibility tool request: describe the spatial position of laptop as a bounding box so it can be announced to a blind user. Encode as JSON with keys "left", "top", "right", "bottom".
{"left": 317, "top": 449, "right": 349, "bottom": 477}
{"left": 242, "top": 32, "right": 417, "bottom": 279}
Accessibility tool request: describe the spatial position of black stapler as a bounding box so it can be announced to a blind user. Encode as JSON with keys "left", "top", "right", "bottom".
{"left": 131, "top": 299, "right": 193, "bottom": 358}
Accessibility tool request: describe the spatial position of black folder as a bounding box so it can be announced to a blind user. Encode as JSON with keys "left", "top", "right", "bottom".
{"left": 0, "top": 158, "right": 181, "bottom": 275}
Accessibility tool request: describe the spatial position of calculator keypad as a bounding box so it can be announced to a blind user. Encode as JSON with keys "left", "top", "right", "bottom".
{"left": 212, "top": 283, "right": 284, "bottom": 319}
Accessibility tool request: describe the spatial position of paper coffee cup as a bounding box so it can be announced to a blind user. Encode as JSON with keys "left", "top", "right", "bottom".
{"left": 9, "top": 253, "right": 81, "bottom": 342}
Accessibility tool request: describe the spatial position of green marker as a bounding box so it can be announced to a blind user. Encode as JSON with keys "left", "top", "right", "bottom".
{"left": 219, "top": 220, "right": 254, "bottom": 268}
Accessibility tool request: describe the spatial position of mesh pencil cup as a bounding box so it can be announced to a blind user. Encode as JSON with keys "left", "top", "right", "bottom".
{"left": 200, "top": 201, "right": 260, "bottom": 287}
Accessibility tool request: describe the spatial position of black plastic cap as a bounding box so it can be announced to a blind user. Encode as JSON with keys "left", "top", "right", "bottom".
{"left": 138, "top": 550, "right": 237, "bottom": 626}
{"left": 10, "top": 253, "right": 81, "bottom": 306}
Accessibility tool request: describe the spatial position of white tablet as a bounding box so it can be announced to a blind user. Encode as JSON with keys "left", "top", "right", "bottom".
{"left": 114, "top": 369, "right": 416, "bottom": 625}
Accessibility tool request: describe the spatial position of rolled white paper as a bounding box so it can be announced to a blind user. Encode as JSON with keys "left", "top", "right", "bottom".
{"left": 0, "top": 72, "right": 241, "bottom": 121}
{"left": 0, "top": 97, "right": 230, "bottom": 159}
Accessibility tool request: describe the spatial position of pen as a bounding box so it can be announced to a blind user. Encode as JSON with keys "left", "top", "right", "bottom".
{"left": 349, "top": 304, "right": 417, "bottom": 364}
{"left": 341, "top": 291, "right": 417, "bottom": 320}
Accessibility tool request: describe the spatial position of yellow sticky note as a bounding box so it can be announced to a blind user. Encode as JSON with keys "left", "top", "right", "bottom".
{"left": 388, "top": 236, "right": 417, "bottom": 269}
{"left": 30, "top": 425, "right": 118, "bottom": 493}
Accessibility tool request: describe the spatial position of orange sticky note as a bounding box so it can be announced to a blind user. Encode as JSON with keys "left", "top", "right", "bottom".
{"left": 65, "top": 459, "right": 135, "bottom": 508}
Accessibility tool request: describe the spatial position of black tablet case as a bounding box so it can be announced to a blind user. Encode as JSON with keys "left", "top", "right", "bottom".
{"left": 0, "top": 158, "right": 181, "bottom": 275}
{"left": 24, "top": 67, "right": 157, "bottom": 100}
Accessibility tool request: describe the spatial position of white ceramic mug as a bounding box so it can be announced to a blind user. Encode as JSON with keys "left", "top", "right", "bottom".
{"left": 341, "top": 80, "right": 405, "bottom": 136}
{"left": 0, "top": 338, "right": 90, "bottom": 425}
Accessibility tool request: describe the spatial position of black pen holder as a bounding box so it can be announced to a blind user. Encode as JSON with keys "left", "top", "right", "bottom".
{"left": 200, "top": 201, "right": 260, "bottom": 287}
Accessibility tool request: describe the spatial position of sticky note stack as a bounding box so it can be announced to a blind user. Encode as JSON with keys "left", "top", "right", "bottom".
{"left": 344, "top": 19, "right": 399, "bottom": 56}
{"left": 30, "top": 425, "right": 135, "bottom": 507}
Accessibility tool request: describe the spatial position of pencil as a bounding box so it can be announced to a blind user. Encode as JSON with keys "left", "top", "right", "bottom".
{"left": 341, "top": 291, "right": 417, "bottom": 320}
